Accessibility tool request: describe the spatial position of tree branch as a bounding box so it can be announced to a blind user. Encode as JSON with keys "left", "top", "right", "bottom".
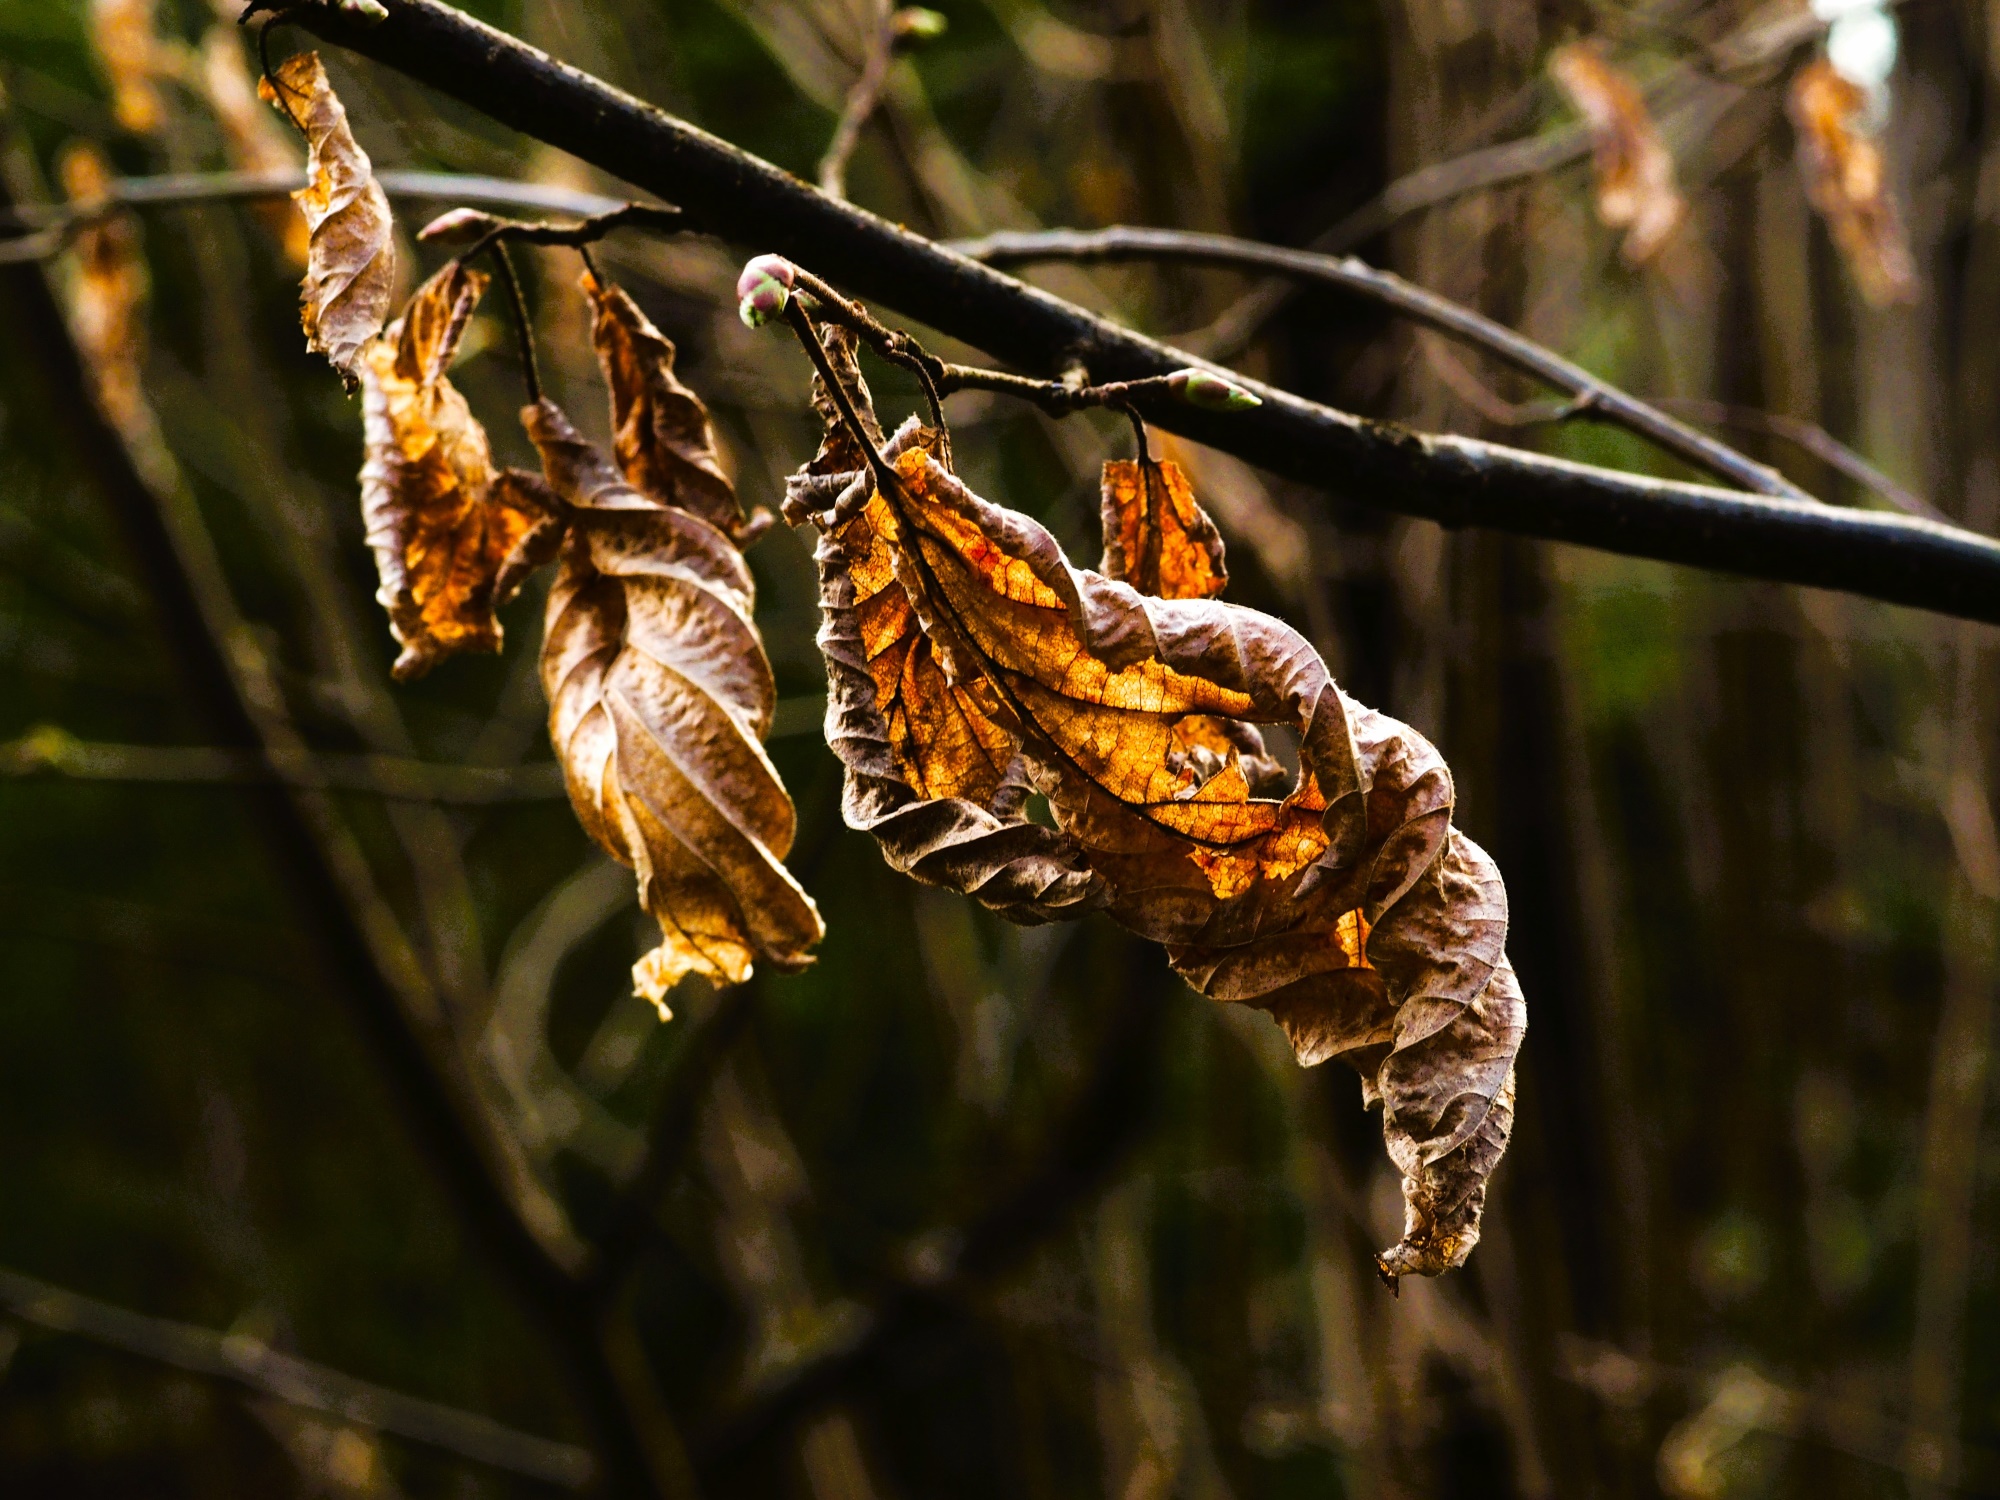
{"left": 0, "top": 1263, "right": 594, "bottom": 1488}
{"left": 951, "top": 224, "right": 1804, "bottom": 501}
{"left": 0, "top": 168, "right": 635, "bottom": 261}
{"left": 275, "top": 0, "right": 2000, "bottom": 626}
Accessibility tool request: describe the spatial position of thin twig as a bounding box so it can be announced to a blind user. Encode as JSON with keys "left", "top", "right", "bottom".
{"left": 1419, "top": 337, "right": 1941, "bottom": 521}
{"left": 581, "top": 983, "right": 761, "bottom": 1301}
{"left": 696, "top": 939, "right": 1172, "bottom": 1477}
{"left": 479, "top": 240, "right": 542, "bottom": 403}
{"left": 0, "top": 169, "right": 639, "bottom": 259}
{"left": 0, "top": 1264, "right": 594, "bottom": 1488}
{"left": 817, "top": 7, "right": 900, "bottom": 201}
{"left": 0, "top": 729, "right": 570, "bottom": 801}
{"left": 444, "top": 200, "right": 690, "bottom": 263}
{"left": 952, "top": 224, "right": 1807, "bottom": 502}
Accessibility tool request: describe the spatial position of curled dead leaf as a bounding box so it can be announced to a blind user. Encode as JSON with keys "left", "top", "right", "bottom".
{"left": 259, "top": 51, "right": 396, "bottom": 387}
{"left": 582, "top": 272, "right": 752, "bottom": 540}
{"left": 58, "top": 143, "right": 148, "bottom": 436}
{"left": 797, "top": 364, "right": 1524, "bottom": 1284}
{"left": 527, "top": 398, "right": 822, "bottom": 1008}
{"left": 1788, "top": 58, "right": 1917, "bottom": 307}
{"left": 358, "top": 263, "right": 558, "bottom": 680}
{"left": 1549, "top": 42, "right": 1686, "bottom": 266}
{"left": 790, "top": 330, "right": 1104, "bottom": 923}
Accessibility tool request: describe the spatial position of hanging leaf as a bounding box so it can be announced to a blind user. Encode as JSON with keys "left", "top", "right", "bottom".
{"left": 796, "top": 366, "right": 1524, "bottom": 1284}
{"left": 1788, "top": 58, "right": 1917, "bottom": 307}
{"left": 88, "top": 0, "right": 179, "bottom": 136}
{"left": 526, "top": 399, "right": 823, "bottom": 1010}
{"left": 789, "top": 329, "right": 1104, "bottom": 924}
{"left": 58, "top": 143, "right": 148, "bottom": 436}
{"left": 1098, "top": 455, "right": 1227, "bottom": 602}
{"left": 259, "top": 50, "right": 396, "bottom": 388}
{"left": 582, "top": 272, "right": 751, "bottom": 540}
{"left": 197, "top": 26, "right": 310, "bottom": 265}
{"left": 358, "top": 262, "right": 558, "bottom": 680}
{"left": 1549, "top": 42, "right": 1686, "bottom": 267}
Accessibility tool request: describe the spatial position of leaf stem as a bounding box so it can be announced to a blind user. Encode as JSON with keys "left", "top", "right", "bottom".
{"left": 478, "top": 241, "right": 542, "bottom": 406}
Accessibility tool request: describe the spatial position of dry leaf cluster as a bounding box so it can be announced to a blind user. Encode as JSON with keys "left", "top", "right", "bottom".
{"left": 247, "top": 54, "right": 1518, "bottom": 1282}
{"left": 1787, "top": 58, "right": 1918, "bottom": 307}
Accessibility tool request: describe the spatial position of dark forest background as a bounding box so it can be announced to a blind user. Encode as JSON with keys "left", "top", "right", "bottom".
{"left": 1, "top": 0, "right": 1997, "bottom": 1496}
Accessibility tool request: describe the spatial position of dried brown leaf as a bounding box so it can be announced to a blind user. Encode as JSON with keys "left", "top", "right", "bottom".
{"left": 583, "top": 272, "right": 749, "bottom": 539}
{"left": 59, "top": 143, "right": 148, "bottom": 436}
{"left": 259, "top": 51, "right": 396, "bottom": 387}
{"left": 358, "top": 263, "right": 556, "bottom": 681}
{"left": 801, "top": 393, "right": 1524, "bottom": 1282}
{"left": 1550, "top": 42, "right": 1686, "bottom": 266}
{"left": 1788, "top": 58, "right": 1917, "bottom": 307}
{"left": 527, "top": 399, "right": 822, "bottom": 1007}
{"left": 89, "top": 0, "right": 178, "bottom": 136}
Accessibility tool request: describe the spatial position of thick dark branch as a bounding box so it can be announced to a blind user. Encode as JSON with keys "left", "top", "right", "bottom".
{"left": 283, "top": 0, "right": 2000, "bottom": 624}
{"left": 952, "top": 225, "right": 1803, "bottom": 501}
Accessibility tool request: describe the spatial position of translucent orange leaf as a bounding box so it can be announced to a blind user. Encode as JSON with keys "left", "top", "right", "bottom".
{"left": 358, "top": 263, "right": 557, "bottom": 680}
{"left": 1099, "top": 456, "right": 1226, "bottom": 601}
{"left": 89, "top": 0, "right": 177, "bottom": 136}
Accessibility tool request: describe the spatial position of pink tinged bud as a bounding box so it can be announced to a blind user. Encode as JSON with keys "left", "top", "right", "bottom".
{"left": 417, "top": 207, "right": 502, "bottom": 244}
{"left": 738, "top": 277, "right": 790, "bottom": 328}
{"left": 735, "top": 254, "right": 797, "bottom": 302}
{"left": 1170, "top": 368, "right": 1261, "bottom": 411}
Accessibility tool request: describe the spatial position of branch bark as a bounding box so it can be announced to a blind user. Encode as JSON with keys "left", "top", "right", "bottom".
{"left": 277, "top": 0, "right": 2000, "bottom": 626}
{"left": 951, "top": 224, "right": 1805, "bottom": 500}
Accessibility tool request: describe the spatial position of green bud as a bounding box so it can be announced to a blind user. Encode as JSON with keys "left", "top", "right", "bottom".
{"left": 892, "top": 7, "right": 949, "bottom": 43}
{"left": 738, "top": 276, "right": 791, "bottom": 328}
{"left": 1169, "top": 368, "right": 1261, "bottom": 411}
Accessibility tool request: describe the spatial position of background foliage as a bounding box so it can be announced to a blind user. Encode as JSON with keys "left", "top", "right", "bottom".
{"left": 1, "top": 0, "right": 1997, "bottom": 1497}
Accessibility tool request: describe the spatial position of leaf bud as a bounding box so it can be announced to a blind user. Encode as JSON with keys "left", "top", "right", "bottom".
{"left": 892, "top": 8, "right": 949, "bottom": 44}
{"left": 736, "top": 254, "right": 797, "bottom": 328}
{"left": 1169, "top": 368, "right": 1261, "bottom": 411}
{"left": 334, "top": 0, "right": 391, "bottom": 19}
{"left": 417, "top": 207, "right": 502, "bottom": 244}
